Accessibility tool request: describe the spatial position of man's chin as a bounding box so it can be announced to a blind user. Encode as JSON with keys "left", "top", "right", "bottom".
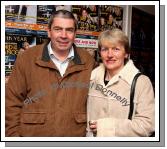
{"left": 57, "top": 48, "right": 70, "bottom": 52}
{"left": 58, "top": 45, "right": 71, "bottom": 50}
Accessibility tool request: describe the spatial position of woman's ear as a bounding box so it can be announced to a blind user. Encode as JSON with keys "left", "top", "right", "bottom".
{"left": 125, "top": 53, "right": 129, "bottom": 59}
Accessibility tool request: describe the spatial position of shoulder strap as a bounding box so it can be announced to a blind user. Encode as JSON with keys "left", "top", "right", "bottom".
{"left": 128, "top": 73, "right": 142, "bottom": 120}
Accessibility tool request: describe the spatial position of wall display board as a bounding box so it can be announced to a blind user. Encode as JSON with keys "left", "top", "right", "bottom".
{"left": 5, "top": 5, "right": 124, "bottom": 81}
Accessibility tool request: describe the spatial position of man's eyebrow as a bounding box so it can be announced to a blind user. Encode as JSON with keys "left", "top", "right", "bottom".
{"left": 52, "top": 26, "right": 62, "bottom": 29}
{"left": 52, "top": 26, "right": 75, "bottom": 29}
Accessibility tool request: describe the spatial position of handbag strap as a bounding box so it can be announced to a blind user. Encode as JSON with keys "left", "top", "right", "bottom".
{"left": 128, "top": 73, "right": 142, "bottom": 120}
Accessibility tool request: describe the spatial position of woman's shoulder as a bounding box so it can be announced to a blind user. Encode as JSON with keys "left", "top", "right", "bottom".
{"left": 92, "top": 63, "right": 104, "bottom": 72}
{"left": 90, "top": 63, "right": 104, "bottom": 80}
{"left": 135, "top": 74, "right": 154, "bottom": 93}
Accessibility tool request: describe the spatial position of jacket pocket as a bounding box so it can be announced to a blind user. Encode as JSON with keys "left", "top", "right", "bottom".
{"left": 74, "top": 113, "right": 87, "bottom": 123}
{"left": 21, "top": 112, "right": 46, "bottom": 124}
{"left": 72, "top": 113, "right": 87, "bottom": 136}
{"left": 19, "top": 112, "right": 47, "bottom": 136}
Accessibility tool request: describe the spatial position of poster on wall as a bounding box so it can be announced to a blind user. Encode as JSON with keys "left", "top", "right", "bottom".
{"left": 72, "top": 5, "right": 98, "bottom": 32}
{"left": 99, "top": 5, "right": 123, "bottom": 31}
{"left": 4, "top": 4, "right": 125, "bottom": 81}
{"left": 74, "top": 34, "right": 99, "bottom": 62}
{"left": 54, "top": 5, "right": 72, "bottom": 11}
{"left": 5, "top": 28, "right": 36, "bottom": 77}
{"left": 37, "top": 5, "right": 72, "bottom": 25}
{"left": 37, "top": 5, "right": 55, "bottom": 25}
{"left": 5, "top": 5, "right": 20, "bottom": 22}
{"left": 74, "top": 34, "right": 98, "bottom": 48}
{"left": 36, "top": 30, "right": 48, "bottom": 45}
{"left": 5, "top": 5, "right": 37, "bottom": 24}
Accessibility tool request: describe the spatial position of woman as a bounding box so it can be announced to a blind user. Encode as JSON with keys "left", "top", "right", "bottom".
{"left": 18, "top": 41, "right": 30, "bottom": 55}
{"left": 106, "top": 14, "right": 117, "bottom": 30}
{"left": 86, "top": 29, "right": 155, "bottom": 137}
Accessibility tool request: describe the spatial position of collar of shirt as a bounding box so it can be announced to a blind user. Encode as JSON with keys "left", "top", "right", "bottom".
{"left": 47, "top": 42, "right": 74, "bottom": 62}
{"left": 118, "top": 60, "right": 139, "bottom": 85}
{"left": 47, "top": 42, "right": 74, "bottom": 76}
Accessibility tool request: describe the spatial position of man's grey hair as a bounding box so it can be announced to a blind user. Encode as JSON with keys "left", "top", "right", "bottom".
{"left": 48, "top": 10, "right": 77, "bottom": 31}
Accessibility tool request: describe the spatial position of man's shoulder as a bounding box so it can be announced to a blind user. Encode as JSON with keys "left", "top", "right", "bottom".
{"left": 20, "top": 44, "right": 45, "bottom": 59}
{"left": 75, "top": 47, "right": 94, "bottom": 63}
{"left": 27, "top": 44, "right": 45, "bottom": 54}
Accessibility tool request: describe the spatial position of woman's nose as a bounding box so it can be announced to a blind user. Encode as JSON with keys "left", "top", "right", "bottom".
{"left": 107, "top": 49, "right": 114, "bottom": 57}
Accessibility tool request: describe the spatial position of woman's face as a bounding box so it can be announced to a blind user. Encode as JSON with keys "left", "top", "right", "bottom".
{"left": 100, "top": 40, "right": 128, "bottom": 74}
{"left": 23, "top": 42, "right": 30, "bottom": 50}
{"left": 82, "top": 10, "right": 88, "bottom": 17}
{"left": 108, "top": 14, "right": 113, "bottom": 22}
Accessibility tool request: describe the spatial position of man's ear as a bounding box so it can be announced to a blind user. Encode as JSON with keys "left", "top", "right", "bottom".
{"left": 47, "top": 28, "right": 51, "bottom": 38}
{"left": 74, "top": 32, "right": 77, "bottom": 38}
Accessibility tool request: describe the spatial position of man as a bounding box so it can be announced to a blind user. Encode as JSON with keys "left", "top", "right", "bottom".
{"left": 6, "top": 10, "right": 95, "bottom": 137}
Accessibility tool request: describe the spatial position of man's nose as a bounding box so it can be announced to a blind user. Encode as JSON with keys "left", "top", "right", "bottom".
{"left": 60, "top": 30, "right": 67, "bottom": 38}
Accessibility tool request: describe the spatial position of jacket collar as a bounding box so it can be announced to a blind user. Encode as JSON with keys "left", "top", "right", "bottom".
{"left": 41, "top": 43, "right": 82, "bottom": 65}
{"left": 73, "top": 44, "right": 82, "bottom": 64}
{"left": 92, "top": 60, "right": 139, "bottom": 86}
{"left": 41, "top": 43, "right": 50, "bottom": 62}
{"left": 118, "top": 60, "right": 139, "bottom": 85}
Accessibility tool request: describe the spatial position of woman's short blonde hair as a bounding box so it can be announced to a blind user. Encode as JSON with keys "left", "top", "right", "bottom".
{"left": 98, "top": 28, "right": 130, "bottom": 54}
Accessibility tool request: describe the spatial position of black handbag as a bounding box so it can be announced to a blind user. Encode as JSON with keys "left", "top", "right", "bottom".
{"left": 128, "top": 73, "right": 155, "bottom": 137}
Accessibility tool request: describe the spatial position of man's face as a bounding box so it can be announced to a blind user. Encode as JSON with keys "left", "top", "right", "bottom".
{"left": 47, "top": 17, "right": 76, "bottom": 52}
{"left": 100, "top": 18, "right": 105, "bottom": 25}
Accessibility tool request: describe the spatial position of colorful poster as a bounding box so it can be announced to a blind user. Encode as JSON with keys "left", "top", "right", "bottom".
{"left": 5, "top": 28, "right": 36, "bottom": 76}
{"left": 37, "top": 5, "right": 55, "bottom": 25}
{"left": 5, "top": 5, "right": 37, "bottom": 24}
{"left": 5, "top": 5, "right": 125, "bottom": 78}
{"left": 5, "top": 5, "right": 20, "bottom": 22}
{"left": 5, "top": 44, "right": 17, "bottom": 76}
{"left": 54, "top": 5, "right": 72, "bottom": 11}
{"left": 72, "top": 5, "right": 98, "bottom": 31}
{"left": 37, "top": 5, "right": 72, "bottom": 25}
{"left": 112, "top": 6, "right": 123, "bottom": 29}
{"left": 74, "top": 34, "right": 98, "bottom": 48}
{"left": 36, "top": 30, "right": 48, "bottom": 45}
{"left": 99, "top": 5, "right": 123, "bottom": 31}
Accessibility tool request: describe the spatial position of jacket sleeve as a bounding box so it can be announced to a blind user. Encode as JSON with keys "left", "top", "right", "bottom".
{"left": 96, "top": 76, "right": 155, "bottom": 137}
{"left": 5, "top": 54, "right": 27, "bottom": 137}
